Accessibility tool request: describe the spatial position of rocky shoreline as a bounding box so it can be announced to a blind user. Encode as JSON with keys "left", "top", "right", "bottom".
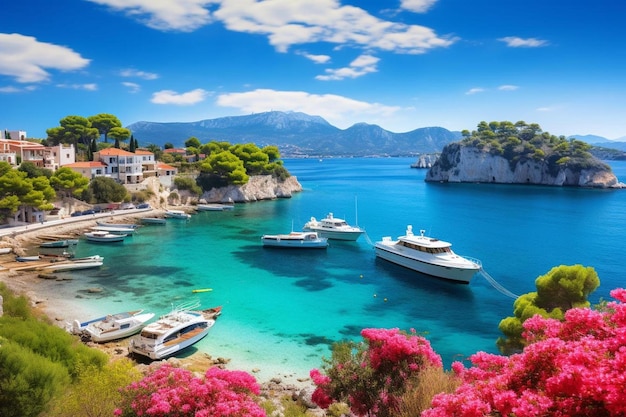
{"left": 0, "top": 208, "right": 322, "bottom": 415}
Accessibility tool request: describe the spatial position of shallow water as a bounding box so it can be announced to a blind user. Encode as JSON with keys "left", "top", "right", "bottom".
{"left": 50, "top": 158, "right": 626, "bottom": 380}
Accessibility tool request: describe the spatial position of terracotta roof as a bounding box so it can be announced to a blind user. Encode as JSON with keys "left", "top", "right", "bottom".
{"left": 158, "top": 162, "right": 176, "bottom": 170}
{"left": 97, "top": 147, "right": 135, "bottom": 156}
{"left": 163, "top": 148, "right": 186, "bottom": 154}
{"left": 64, "top": 161, "right": 106, "bottom": 168}
{"left": 134, "top": 149, "right": 154, "bottom": 155}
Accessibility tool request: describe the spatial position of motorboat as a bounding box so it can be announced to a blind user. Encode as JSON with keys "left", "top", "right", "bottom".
{"left": 374, "top": 225, "right": 481, "bottom": 284}
{"left": 39, "top": 239, "right": 79, "bottom": 248}
{"left": 303, "top": 212, "right": 364, "bottom": 241}
{"left": 141, "top": 217, "right": 166, "bottom": 225}
{"left": 164, "top": 210, "right": 191, "bottom": 219}
{"left": 80, "top": 311, "right": 155, "bottom": 343}
{"left": 128, "top": 302, "right": 221, "bottom": 360}
{"left": 261, "top": 231, "right": 329, "bottom": 249}
{"left": 91, "top": 225, "right": 137, "bottom": 235}
{"left": 96, "top": 221, "right": 139, "bottom": 229}
{"left": 196, "top": 203, "right": 234, "bottom": 211}
{"left": 84, "top": 231, "right": 127, "bottom": 243}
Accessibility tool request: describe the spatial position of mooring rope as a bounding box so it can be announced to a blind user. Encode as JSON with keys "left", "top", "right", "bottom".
{"left": 363, "top": 231, "right": 375, "bottom": 246}
{"left": 478, "top": 268, "right": 519, "bottom": 299}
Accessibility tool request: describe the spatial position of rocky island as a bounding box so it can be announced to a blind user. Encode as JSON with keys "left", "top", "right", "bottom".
{"left": 425, "top": 121, "right": 622, "bottom": 188}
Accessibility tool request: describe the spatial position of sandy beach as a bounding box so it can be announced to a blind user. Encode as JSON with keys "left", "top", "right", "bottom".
{"left": 0, "top": 208, "right": 316, "bottom": 395}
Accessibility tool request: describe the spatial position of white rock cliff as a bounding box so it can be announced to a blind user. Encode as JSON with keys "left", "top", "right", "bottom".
{"left": 200, "top": 175, "right": 302, "bottom": 203}
{"left": 426, "top": 145, "right": 622, "bottom": 188}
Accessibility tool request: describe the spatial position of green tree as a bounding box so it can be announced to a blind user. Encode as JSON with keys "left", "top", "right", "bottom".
{"left": 49, "top": 167, "right": 89, "bottom": 199}
{"left": 184, "top": 136, "right": 201, "bottom": 148}
{"left": 230, "top": 143, "right": 270, "bottom": 175}
{"left": 497, "top": 264, "right": 600, "bottom": 354}
{"left": 88, "top": 113, "right": 122, "bottom": 143}
{"left": 129, "top": 134, "right": 136, "bottom": 152}
{"left": 108, "top": 126, "right": 131, "bottom": 148}
{"left": 18, "top": 161, "right": 52, "bottom": 179}
{"left": 198, "top": 150, "right": 249, "bottom": 188}
{"left": 0, "top": 164, "right": 56, "bottom": 221}
{"left": 89, "top": 176, "right": 128, "bottom": 203}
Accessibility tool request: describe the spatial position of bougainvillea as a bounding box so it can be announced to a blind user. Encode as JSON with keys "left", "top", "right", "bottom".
{"left": 423, "top": 288, "right": 626, "bottom": 417}
{"left": 310, "top": 327, "right": 442, "bottom": 417}
{"left": 114, "top": 364, "right": 265, "bottom": 417}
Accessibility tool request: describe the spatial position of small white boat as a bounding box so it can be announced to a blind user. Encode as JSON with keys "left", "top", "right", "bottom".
{"left": 96, "top": 221, "right": 139, "bottom": 229}
{"left": 39, "top": 239, "right": 79, "bottom": 248}
{"left": 40, "top": 259, "right": 104, "bottom": 272}
{"left": 0, "top": 247, "right": 12, "bottom": 255}
{"left": 261, "top": 231, "right": 329, "bottom": 249}
{"left": 374, "top": 225, "right": 481, "bottom": 284}
{"left": 196, "top": 204, "right": 234, "bottom": 211}
{"left": 129, "top": 302, "right": 221, "bottom": 360}
{"left": 303, "top": 213, "right": 365, "bottom": 241}
{"left": 165, "top": 210, "right": 191, "bottom": 219}
{"left": 142, "top": 217, "right": 166, "bottom": 225}
{"left": 91, "top": 225, "right": 137, "bottom": 234}
{"left": 84, "top": 231, "right": 127, "bottom": 243}
{"left": 81, "top": 311, "right": 155, "bottom": 343}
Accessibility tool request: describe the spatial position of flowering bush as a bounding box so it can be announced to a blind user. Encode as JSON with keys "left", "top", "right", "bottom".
{"left": 310, "top": 328, "right": 442, "bottom": 417}
{"left": 115, "top": 364, "right": 265, "bottom": 417}
{"left": 423, "top": 288, "right": 626, "bottom": 417}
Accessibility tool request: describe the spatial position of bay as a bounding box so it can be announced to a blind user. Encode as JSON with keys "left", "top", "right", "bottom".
{"left": 56, "top": 157, "right": 626, "bottom": 380}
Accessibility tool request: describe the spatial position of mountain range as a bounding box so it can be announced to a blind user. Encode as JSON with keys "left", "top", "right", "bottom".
{"left": 127, "top": 111, "right": 626, "bottom": 157}
{"left": 127, "top": 111, "right": 462, "bottom": 157}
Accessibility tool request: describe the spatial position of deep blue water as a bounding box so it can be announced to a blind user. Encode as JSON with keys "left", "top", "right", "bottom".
{"left": 52, "top": 158, "right": 626, "bottom": 380}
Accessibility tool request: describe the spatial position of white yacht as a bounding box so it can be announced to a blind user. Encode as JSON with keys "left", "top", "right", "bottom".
{"left": 375, "top": 225, "right": 480, "bottom": 284}
{"left": 77, "top": 310, "right": 155, "bottom": 343}
{"left": 303, "top": 213, "right": 364, "bottom": 241}
{"left": 129, "top": 302, "right": 221, "bottom": 360}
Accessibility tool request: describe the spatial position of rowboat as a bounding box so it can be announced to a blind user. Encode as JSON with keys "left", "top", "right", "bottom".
{"left": 39, "top": 239, "right": 79, "bottom": 248}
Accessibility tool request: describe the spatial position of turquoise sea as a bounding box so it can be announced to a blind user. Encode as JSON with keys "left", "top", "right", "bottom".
{"left": 45, "top": 158, "right": 626, "bottom": 381}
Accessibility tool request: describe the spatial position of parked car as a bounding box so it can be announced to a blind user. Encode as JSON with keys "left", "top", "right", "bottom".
{"left": 137, "top": 203, "right": 150, "bottom": 209}
{"left": 70, "top": 211, "right": 83, "bottom": 217}
{"left": 82, "top": 209, "right": 95, "bottom": 215}
{"left": 120, "top": 203, "right": 136, "bottom": 210}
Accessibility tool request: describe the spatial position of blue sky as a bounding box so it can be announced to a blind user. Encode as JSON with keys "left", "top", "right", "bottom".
{"left": 2, "top": 0, "right": 625, "bottom": 141}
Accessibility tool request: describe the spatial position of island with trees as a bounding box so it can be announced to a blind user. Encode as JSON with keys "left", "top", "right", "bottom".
{"left": 425, "top": 121, "right": 623, "bottom": 188}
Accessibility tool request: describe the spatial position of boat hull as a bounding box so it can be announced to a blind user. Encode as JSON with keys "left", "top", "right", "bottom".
{"left": 303, "top": 227, "right": 363, "bottom": 241}
{"left": 129, "top": 319, "right": 215, "bottom": 360}
{"left": 374, "top": 245, "right": 479, "bottom": 284}
{"left": 261, "top": 234, "right": 328, "bottom": 248}
{"left": 86, "top": 312, "right": 155, "bottom": 343}
{"left": 42, "top": 260, "right": 103, "bottom": 272}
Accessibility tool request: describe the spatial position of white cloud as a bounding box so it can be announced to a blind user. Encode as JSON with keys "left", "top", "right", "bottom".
{"left": 498, "top": 85, "right": 519, "bottom": 91}
{"left": 122, "top": 82, "right": 141, "bottom": 93}
{"left": 215, "top": 0, "right": 456, "bottom": 54}
{"left": 399, "top": 0, "right": 438, "bottom": 13}
{"left": 56, "top": 83, "right": 98, "bottom": 91}
{"left": 120, "top": 68, "right": 159, "bottom": 80}
{"left": 316, "top": 54, "right": 379, "bottom": 81}
{"left": 499, "top": 36, "right": 548, "bottom": 48}
{"left": 0, "top": 86, "right": 22, "bottom": 93}
{"left": 216, "top": 88, "right": 401, "bottom": 128}
{"left": 536, "top": 106, "right": 555, "bottom": 112}
{"left": 297, "top": 51, "right": 331, "bottom": 64}
{"left": 0, "top": 33, "right": 90, "bottom": 83}
{"left": 465, "top": 87, "right": 485, "bottom": 95}
{"left": 85, "top": 0, "right": 215, "bottom": 32}
{"left": 151, "top": 88, "right": 209, "bottom": 105}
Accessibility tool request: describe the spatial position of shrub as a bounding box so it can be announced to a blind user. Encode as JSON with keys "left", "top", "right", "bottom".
{"left": 311, "top": 328, "right": 442, "bottom": 417}
{"left": 115, "top": 364, "right": 265, "bottom": 417}
{"left": 424, "top": 288, "right": 626, "bottom": 417}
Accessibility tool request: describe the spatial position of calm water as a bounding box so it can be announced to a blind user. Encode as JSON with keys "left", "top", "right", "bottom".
{"left": 48, "top": 158, "right": 626, "bottom": 380}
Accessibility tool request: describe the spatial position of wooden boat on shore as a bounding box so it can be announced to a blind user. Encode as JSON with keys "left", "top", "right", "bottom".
{"left": 129, "top": 302, "right": 221, "bottom": 360}
{"left": 40, "top": 257, "right": 104, "bottom": 272}
{"left": 0, "top": 247, "right": 12, "bottom": 255}
{"left": 15, "top": 255, "right": 41, "bottom": 262}
{"left": 39, "top": 239, "right": 79, "bottom": 248}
